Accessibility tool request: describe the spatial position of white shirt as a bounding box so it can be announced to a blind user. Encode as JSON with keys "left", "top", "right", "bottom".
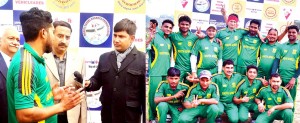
{"left": 0, "top": 51, "right": 11, "bottom": 67}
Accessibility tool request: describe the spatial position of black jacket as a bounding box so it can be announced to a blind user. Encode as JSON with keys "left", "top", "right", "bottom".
{"left": 0, "top": 53, "right": 8, "bottom": 123}
{"left": 87, "top": 47, "right": 145, "bottom": 123}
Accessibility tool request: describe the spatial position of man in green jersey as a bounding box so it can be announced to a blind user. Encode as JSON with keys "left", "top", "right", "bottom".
{"left": 255, "top": 73, "right": 293, "bottom": 123}
{"left": 215, "top": 13, "right": 248, "bottom": 70}
{"left": 147, "top": 19, "right": 174, "bottom": 121}
{"left": 233, "top": 65, "right": 267, "bottom": 122}
{"left": 271, "top": 25, "right": 300, "bottom": 103}
{"left": 155, "top": 67, "right": 189, "bottom": 123}
{"left": 170, "top": 15, "right": 201, "bottom": 85}
{"left": 211, "top": 59, "right": 243, "bottom": 123}
{"left": 178, "top": 70, "right": 219, "bottom": 123}
{"left": 190, "top": 24, "right": 222, "bottom": 79}
{"left": 6, "top": 7, "right": 84, "bottom": 123}
{"left": 236, "top": 19, "right": 263, "bottom": 75}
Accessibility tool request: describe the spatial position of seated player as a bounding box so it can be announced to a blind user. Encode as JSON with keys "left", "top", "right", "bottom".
{"left": 154, "top": 67, "right": 189, "bottom": 123}
{"left": 178, "top": 70, "right": 219, "bottom": 123}
{"left": 255, "top": 73, "right": 293, "bottom": 123}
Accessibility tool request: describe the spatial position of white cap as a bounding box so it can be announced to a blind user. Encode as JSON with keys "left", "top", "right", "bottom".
{"left": 207, "top": 24, "right": 217, "bottom": 30}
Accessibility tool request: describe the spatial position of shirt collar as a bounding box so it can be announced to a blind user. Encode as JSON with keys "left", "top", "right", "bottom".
{"left": 245, "top": 77, "right": 258, "bottom": 86}
{"left": 24, "top": 43, "right": 45, "bottom": 64}
{"left": 0, "top": 50, "right": 11, "bottom": 67}
{"left": 53, "top": 52, "right": 67, "bottom": 60}
{"left": 115, "top": 43, "right": 134, "bottom": 55}
{"left": 287, "top": 40, "right": 299, "bottom": 44}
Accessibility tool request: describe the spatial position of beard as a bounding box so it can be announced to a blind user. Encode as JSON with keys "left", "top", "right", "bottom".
{"left": 44, "top": 42, "right": 52, "bottom": 53}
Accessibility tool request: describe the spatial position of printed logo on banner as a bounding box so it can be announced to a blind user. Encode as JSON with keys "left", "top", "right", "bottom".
{"left": 283, "top": 8, "right": 292, "bottom": 19}
{"left": 80, "top": 13, "right": 113, "bottom": 48}
{"left": 232, "top": 2, "right": 243, "bottom": 13}
{"left": 247, "top": 0, "right": 264, "bottom": 3}
{"left": 209, "top": 14, "right": 226, "bottom": 30}
{"left": 182, "top": 0, "right": 188, "bottom": 8}
{"left": 114, "top": 0, "right": 146, "bottom": 13}
{"left": 193, "top": 0, "right": 210, "bottom": 13}
{"left": 282, "top": 0, "right": 295, "bottom": 4}
{"left": 0, "top": 0, "right": 12, "bottom": 9}
{"left": 47, "top": 0, "right": 79, "bottom": 12}
{"left": 264, "top": 7, "right": 277, "bottom": 19}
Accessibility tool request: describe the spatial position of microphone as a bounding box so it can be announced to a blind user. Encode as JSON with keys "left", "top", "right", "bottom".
{"left": 74, "top": 71, "right": 83, "bottom": 84}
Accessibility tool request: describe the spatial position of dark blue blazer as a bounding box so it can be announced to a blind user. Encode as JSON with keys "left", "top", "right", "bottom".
{"left": 0, "top": 52, "right": 8, "bottom": 123}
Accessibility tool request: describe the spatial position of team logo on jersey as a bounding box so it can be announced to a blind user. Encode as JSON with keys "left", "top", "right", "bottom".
{"left": 292, "top": 49, "right": 297, "bottom": 54}
{"left": 214, "top": 47, "right": 218, "bottom": 52}
{"left": 226, "top": 37, "right": 230, "bottom": 40}
{"left": 160, "top": 44, "right": 164, "bottom": 47}
{"left": 205, "top": 47, "right": 209, "bottom": 49}
{"left": 232, "top": 82, "right": 236, "bottom": 87}
{"left": 194, "top": 0, "right": 210, "bottom": 12}
{"left": 253, "top": 40, "right": 257, "bottom": 44}
{"left": 268, "top": 98, "right": 272, "bottom": 100}
{"left": 0, "top": 0, "right": 8, "bottom": 7}
{"left": 178, "top": 42, "right": 182, "bottom": 45}
{"left": 253, "top": 88, "right": 257, "bottom": 93}
{"left": 245, "top": 38, "right": 249, "bottom": 41}
{"left": 234, "top": 36, "right": 238, "bottom": 41}
{"left": 188, "top": 41, "right": 192, "bottom": 47}
{"left": 223, "top": 84, "right": 227, "bottom": 87}
{"left": 167, "top": 94, "right": 171, "bottom": 97}
{"left": 206, "top": 94, "right": 211, "bottom": 98}
{"left": 277, "top": 97, "right": 282, "bottom": 102}
{"left": 272, "top": 48, "right": 277, "bottom": 53}
{"left": 284, "top": 50, "right": 288, "bottom": 53}
{"left": 264, "top": 48, "right": 267, "bottom": 51}
{"left": 243, "top": 91, "right": 248, "bottom": 95}
{"left": 82, "top": 16, "right": 110, "bottom": 45}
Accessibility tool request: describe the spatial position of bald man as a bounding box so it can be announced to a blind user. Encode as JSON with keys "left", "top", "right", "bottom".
{"left": 0, "top": 25, "right": 20, "bottom": 123}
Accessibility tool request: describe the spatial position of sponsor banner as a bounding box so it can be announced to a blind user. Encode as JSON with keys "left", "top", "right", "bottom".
{"left": 13, "top": 10, "right": 25, "bottom": 45}
{"left": 79, "top": 13, "right": 113, "bottom": 48}
{"left": 278, "top": 6, "right": 294, "bottom": 21}
{"left": 228, "top": 0, "right": 246, "bottom": 17}
{"left": 260, "top": 20, "right": 277, "bottom": 37}
{"left": 193, "top": 0, "right": 211, "bottom": 14}
{"left": 0, "top": 10, "right": 13, "bottom": 25}
{"left": 280, "top": 0, "right": 296, "bottom": 7}
{"left": 46, "top": 0, "right": 80, "bottom": 12}
{"left": 13, "top": 0, "right": 45, "bottom": 10}
{"left": 114, "top": 0, "right": 146, "bottom": 14}
{"left": 210, "top": 0, "right": 228, "bottom": 15}
{"left": 0, "top": 0, "right": 12, "bottom": 10}
{"left": 80, "top": 0, "right": 114, "bottom": 13}
{"left": 209, "top": 14, "right": 226, "bottom": 30}
{"left": 262, "top": 4, "right": 279, "bottom": 21}
{"left": 191, "top": 12, "right": 210, "bottom": 31}
{"left": 247, "top": 0, "right": 264, "bottom": 3}
{"left": 245, "top": 2, "right": 263, "bottom": 19}
{"left": 175, "top": 0, "right": 193, "bottom": 11}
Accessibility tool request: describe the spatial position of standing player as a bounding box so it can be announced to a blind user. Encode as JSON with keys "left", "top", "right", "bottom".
{"left": 190, "top": 24, "right": 222, "bottom": 78}
{"left": 147, "top": 19, "right": 174, "bottom": 122}
{"left": 155, "top": 67, "right": 189, "bottom": 123}
{"left": 236, "top": 19, "right": 262, "bottom": 74}
{"left": 255, "top": 73, "right": 293, "bottom": 123}
{"left": 211, "top": 59, "right": 243, "bottom": 123}
{"left": 233, "top": 65, "right": 266, "bottom": 122}
{"left": 271, "top": 25, "right": 300, "bottom": 103}
{"left": 170, "top": 15, "right": 201, "bottom": 85}
{"left": 178, "top": 70, "right": 219, "bottom": 123}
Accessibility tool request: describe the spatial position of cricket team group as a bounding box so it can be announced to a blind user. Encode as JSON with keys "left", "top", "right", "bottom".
{"left": 147, "top": 8, "right": 300, "bottom": 123}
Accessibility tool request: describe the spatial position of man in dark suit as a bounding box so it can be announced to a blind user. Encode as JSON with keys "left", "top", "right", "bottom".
{"left": 85, "top": 18, "right": 145, "bottom": 123}
{"left": 0, "top": 26, "right": 20, "bottom": 123}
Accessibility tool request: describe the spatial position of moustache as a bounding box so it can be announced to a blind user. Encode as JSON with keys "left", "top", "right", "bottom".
{"left": 58, "top": 43, "right": 67, "bottom": 47}
{"left": 9, "top": 43, "right": 19, "bottom": 48}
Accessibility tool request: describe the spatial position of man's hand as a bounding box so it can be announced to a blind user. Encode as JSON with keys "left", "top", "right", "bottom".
{"left": 258, "top": 76, "right": 269, "bottom": 86}
{"left": 52, "top": 82, "right": 67, "bottom": 101}
{"left": 186, "top": 72, "right": 198, "bottom": 83}
{"left": 195, "top": 26, "right": 205, "bottom": 39}
{"left": 267, "top": 107, "right": 275, "bottom": 116}
{"left": 174, "top": 90, "right": 186, "bottom": 99}
{"left": 220, "top": 4, "right": 226, "bottom": 16}
{"left": 84, "top": 80, "right": 90, "bottom": 88}
{"left": 216, "top": 38, "right": 222, "bottom": 46}
{"left": 285, "top": 78, "right": 296, "bottom": 90}
{"left": 258, "top": 100, "right": 265, "bottom": 112}
{"left": 242, "top": 95, "right": 250, "bottom": 103}
{"left": 59, "top": 88, "right": 85, "bottom": 112}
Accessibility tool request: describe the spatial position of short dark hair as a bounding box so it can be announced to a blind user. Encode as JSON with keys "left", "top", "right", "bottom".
{"left": 150, "top": 19, "right": 158, "bottom": 27}
{"left": 167, "top": 67, "right": 180, "bottom": 77}
{"left": 162, "top": 19, "right": 174, "bottom": 27}
{"left": 228, "top": 13, "right": 239, "bottom": 19}
{"left": 222, "top": 59, "right": 234, "bottom": 67}
{"left": 247, "top": 65, "right": 258, "bottom": 72}
{"left": 20, "top": 7, "right": 53, "bottom": 42}
{"left": 268, "top": 28, "right": 278, "bottom": 35}
{"left": 270, "top": 73, "right": 281, "bottom": 79}
{"left": 288, "top": 25, "right": 299, "bottom": 32}
{"left": 250, "top": 19, "right": 261, "bottom": 28}
{"left": 114, "top": 18, "right": 136, "bottom": 35}
{"left": 53, "top": 21, "right": 72, "bottom": 33}
{"left": 178, "top": 15, "right": 191, "bottom": 24}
